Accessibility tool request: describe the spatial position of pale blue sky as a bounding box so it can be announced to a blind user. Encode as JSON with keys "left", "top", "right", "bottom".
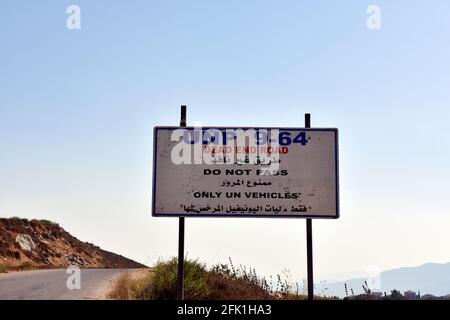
{"left": 1, "top": 1, "right": 450, "bottom": 281}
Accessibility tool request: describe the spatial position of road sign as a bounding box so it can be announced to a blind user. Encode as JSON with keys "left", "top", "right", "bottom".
{"left": 152, "top": 127, "right": 339, "bottom": 218}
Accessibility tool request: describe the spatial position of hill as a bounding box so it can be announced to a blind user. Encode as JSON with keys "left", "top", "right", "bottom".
{"left": 324, "top": 262, "right": 450, "bottom": 298}
{"left": 0, "top": 217, "right": 145, "bottom": 271}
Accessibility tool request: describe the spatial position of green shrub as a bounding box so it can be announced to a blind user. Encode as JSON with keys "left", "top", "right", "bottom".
{"left": 137, "top": 258, "right": 212, "bottom": 300}
{"left": 10, "top": 217, "right": 28, "bottom": 224}
{"left": 109, "top": 258, "right": 325, "bottom": 300}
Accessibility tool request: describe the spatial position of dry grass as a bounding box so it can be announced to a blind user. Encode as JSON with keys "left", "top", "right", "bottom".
{"left": 108, "top": 269, "right": 153, "bottom": 300}
{"left": 0, "top": 262, "right": 35, "bottom": 273}
{"left": 108, "top": 258, "right": 333, "bottom": 300}
{"left": 0, "top": 264, "right": 8, "bottom": 273}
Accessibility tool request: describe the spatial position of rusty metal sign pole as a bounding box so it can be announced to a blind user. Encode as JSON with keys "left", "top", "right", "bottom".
{"left": 305, "top": 113, "right": 314, "bottom": 300}
{"left": 176, "top": 105, "right": 187, "bottom": 300}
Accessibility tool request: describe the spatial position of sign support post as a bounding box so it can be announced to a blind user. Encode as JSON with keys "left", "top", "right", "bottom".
{"left": 305, "top": 113, "right": 314, "bottom": 300}
{"left": 154, "top": 110, "right": 338, "bottom": 301}
{"left": 176, "top": 105, "right": 187, "bottom": 300}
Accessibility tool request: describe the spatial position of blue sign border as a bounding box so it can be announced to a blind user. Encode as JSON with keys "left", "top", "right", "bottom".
{"left": 152, "top": 127, "right": 339, "bottom": 219}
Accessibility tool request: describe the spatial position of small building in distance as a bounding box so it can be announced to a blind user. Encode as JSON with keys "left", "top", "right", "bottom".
{"left": 404, "top": 290, "right": 420, "bottom": 300}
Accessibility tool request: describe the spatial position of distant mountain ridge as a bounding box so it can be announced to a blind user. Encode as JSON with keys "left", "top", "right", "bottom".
{"left": 0, "top": 217, "right": 146, "bottom": 270}
{"left": 324, "top": 262, "right": 450, "bottom": 298}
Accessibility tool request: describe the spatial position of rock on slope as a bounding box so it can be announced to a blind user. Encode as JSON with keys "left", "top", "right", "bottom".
{"left": 0, "top": 217, "right": 146, "bottom": 269}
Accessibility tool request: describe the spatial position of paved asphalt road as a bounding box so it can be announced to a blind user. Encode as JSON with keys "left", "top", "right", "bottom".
{"left": 0, "top": 269, "right": 131, "bottom": 300}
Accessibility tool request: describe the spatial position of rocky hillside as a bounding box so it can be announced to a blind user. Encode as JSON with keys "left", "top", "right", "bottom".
{"left": 0, "top": 217, "right": 146, "bottom": 270}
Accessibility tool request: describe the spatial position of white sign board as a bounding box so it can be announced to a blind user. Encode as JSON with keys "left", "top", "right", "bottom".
{"left": 152, "top": 127, "right": 339, "bottom": 218}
